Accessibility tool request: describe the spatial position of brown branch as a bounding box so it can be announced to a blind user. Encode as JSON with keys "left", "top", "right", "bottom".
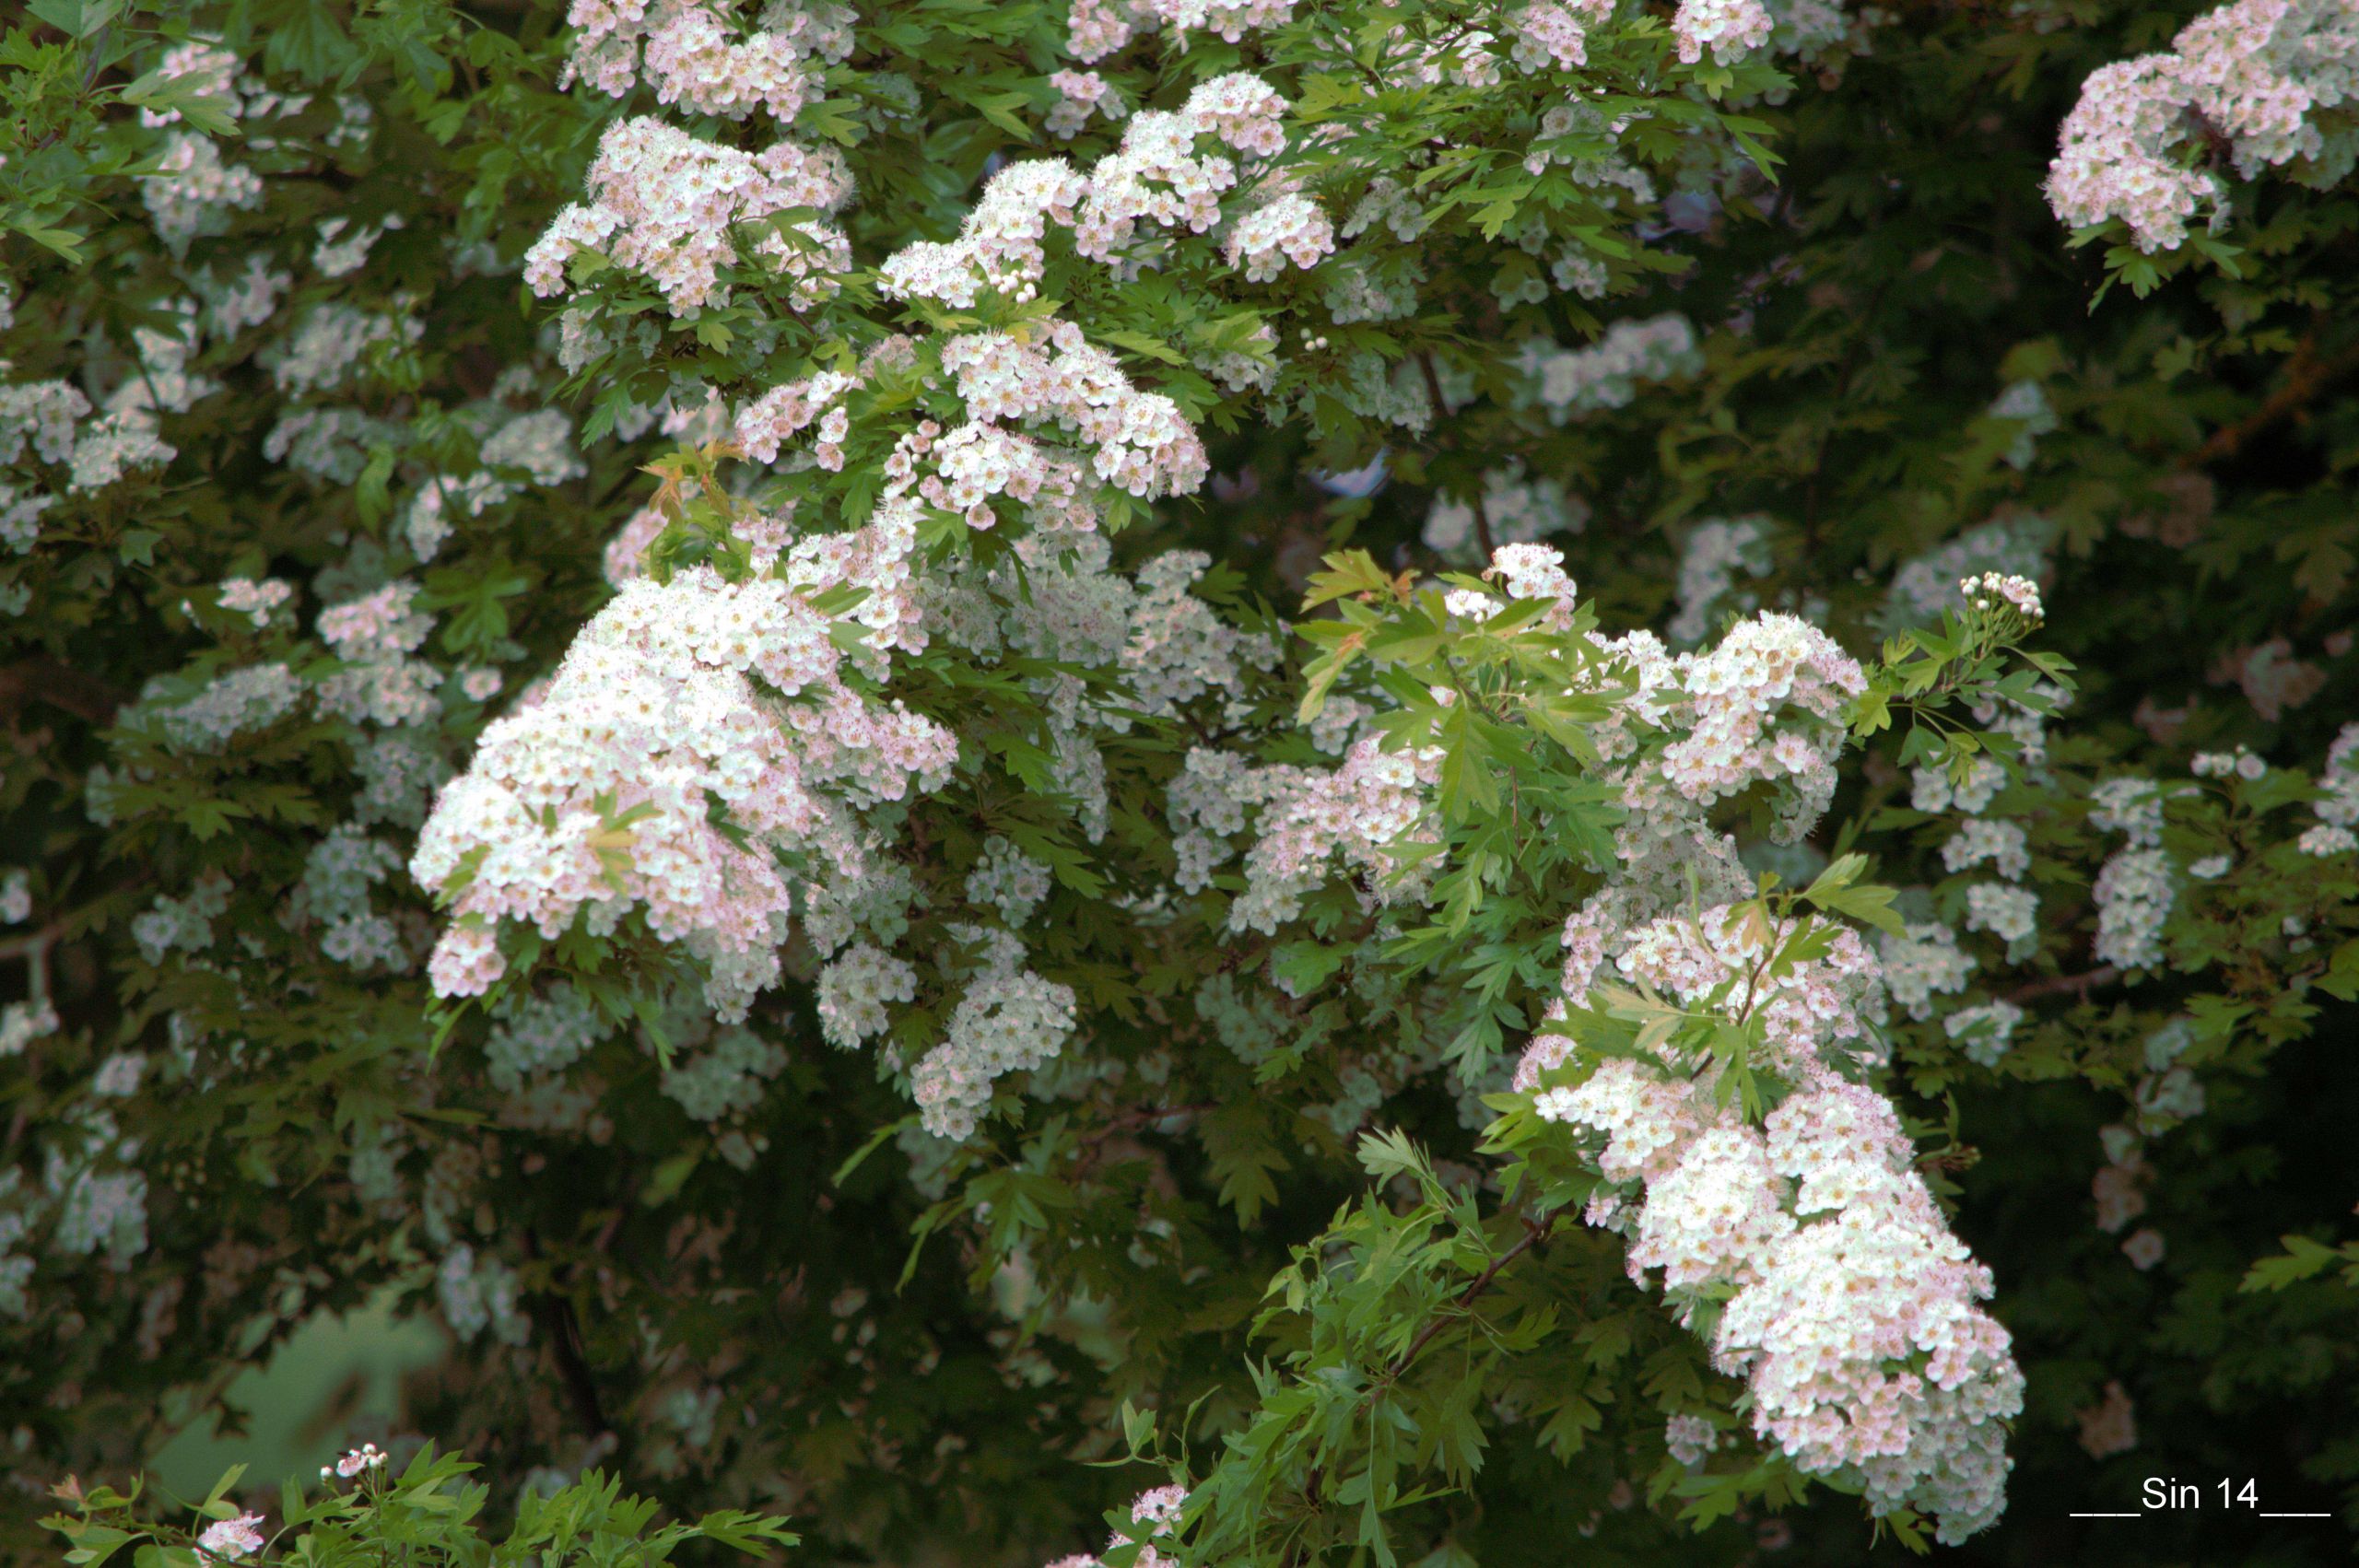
{"left": 1385, "top": 1209, "right": 1561, "bottom": 1382}
{"left": 2185, "top": 336, "right": 2359, "bottom": 469}
{"left": 0, "top": 658, "right": 124, "bottom": 727}
{"left": 521, "top": 1229, "right": 614, "bottom": 1444}
{"left": 543, "top": 1294, "right": 613, "bottom": 1443}
{"left": 1468, "top": 487, "right": 1496, "bottom": 562}
{"left": 1070, "top": 1103, "right": 1221, "bottom": 1178}
{"left": 1077, "top": 1103, "right": 1218, "bottom": 1148}
{"left": 0, "top": 924, "right": 62, "bottom": 963}
{"left": 2003, "top": 965, "right": 2119, "bottom": 1005}
{"left": 1290, "top": 1209, "right": 1561, "bottom": 1533}
{"left": 1415, "top": 353, "right": 1494, "bottom": 558}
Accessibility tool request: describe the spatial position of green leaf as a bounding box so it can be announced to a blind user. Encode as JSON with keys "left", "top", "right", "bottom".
{"left": 29, "top": 0, "right": 111, "bottom": 37}
{"left": 1100, "top": 329, "right": 1184, "bottom": 366}
{"left": 834, "top": 1114, "right": 918, "bottom": 1188}
{"left": 199, "top": 1465, "right": 248, "bottom": 1518}
{"left": 1273, "top": 942, "right": 1345, "bottom": 995}
{"left": 1203, "top": 1103, "right": 1289, "bottom": 1225}
{"left": 1356, "top": 1126, "right": 1426, "bottom": 1183}
{"left": 2239, "top": 1234, "right": 2346, "bottom": 1293}
{"left": 1799, "top": 855, "right": 1905, "bottom": 937}
{"left": 121, "top": 61, "right": 238, "bottom": 136}
{"left": 8, "top": 221, "right": 88, "bottom": 263}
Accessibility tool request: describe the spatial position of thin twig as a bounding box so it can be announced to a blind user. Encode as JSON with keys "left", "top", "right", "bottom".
{"left": 1385, "top": 1209, "right": 1561, "bottom": 1381}
{"left": 2003, "top": 965, "right": 2119, "bottom": 1004}
{"left": 1076, "top": 1103, "right": 1218, "bottom": 1149}
{"left": 521, "top": 1229, "right": 615, "bottom": 1444}
{"left": 1799, "top": 276, "right": 1896, "bottom": 547}
{"left": 0, "top": 925, "right": 61, "bottom": 964}
{"left": 2184, "top": 334, "right": 2359, "bottom": 469}
{"left": 1415, "top": 353, "right": 1495, "bottom": 557}
{"left": 0, "top": 659, "right": 124, "bottom": 726}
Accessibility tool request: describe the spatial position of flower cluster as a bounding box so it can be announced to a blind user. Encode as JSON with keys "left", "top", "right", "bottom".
{"left": 1668, "top": 516, "right": 1774, "bottom": 643}
{"left": 1035, "top": 1483, "right": 1190, "bottom": 1568}
{"left": 877, "top": 160, "right": 1091, "bottom": 307}
{"left": 1074, "top": 109, "right": 1244, "bottom": 261}
{"left": 1944, "top": 1000, "right": 2025, "bottom": 1068}
{"left": 815, "top": 942, "right": 920, "bottom": 1049}
{"left": 407, "top": 410, "right": 589, "bottom": 562}
{"left": 1880, "top": 922, "right": 1977, "bottom": 1022}
{"left": 1, "top": 1000, "right": 60, "bottom": 1059}
{"left": 1047, "top": 69, "right": 1128, "bottom": 139}
{"left": 412, "top": 513, "right": 953, "bottom": 1020}
{"left": 268, "top": 303, "right": 420, "bottom": 397}
{"left": 1515, "top": 315, "right": 1704, "bottom": 421}
{"left": 1672, "top": 0, "right": 1773, "bottom": 65}
{"left": 1422, "top": 464, "right": 1589, "bottom": 562}
{"left": 144, "top": 132, "right": 263, "bottom": 252}
{"left": 524, "top": 116, "right": 853, "bottom": 312}
{"left": 1062, "top": 0, "right": 1297, "bottom": 63}
{"left": 1885, "top": 515, "right": 2054, "bottom": 627}
{"left": 2092, "top": 847, "right": 2175, "bottom": 970}
{"left": 2083, "top": 776, "right": 2177, "bottom": 970}
{"left": 1224, "top": 193, "right": 1336, "bottom": 282}
{"left": 438, "top": 1243, "right": 531, "bottom": 1345}
{"left": 1985, "top": 381, "right": 2057, "bottom": 469}
{"left": 2047, "top": 0, "right": 2359, "bottom": 252}
{"left": 1187, "top": 737, "right": 1444, "bottom": 936}
{"left": 2, "top": 333, "right": 194, "bottom": 506}
{"left": 195, "top": 1512, "right": 267, "bottom": 1561}
{"left": 2303, "top": 721, "right": 2359, "bottom": 857}
{"left": 1658, "top": 612, "right": 1868, "bottom": 841}
{"left": 1508, "top": 0, "right": 1616, "bottom": 70}
{"left": 661, "top": 1024, "right": 788, "bottom": 1121}
{"left": 933, "top": 323, "right": 1210, "bottom": 503}
{"left": 1528, "top": 910, "right": 2024, "bottom": 1544}
{"left": 1960, "top": 570, "right": 2043, "bottom": 622}
{"left": 911, "top": 960, "right": 1083, "bottom": 1141}
{"left": 560, "top": 0, "right": 854, "bottom": 120}
{"left": 321, "top": 1442, "right": 390, "bottom": 1482}
{"left": 217, "top": 577, "right": 293, "bottom": 627}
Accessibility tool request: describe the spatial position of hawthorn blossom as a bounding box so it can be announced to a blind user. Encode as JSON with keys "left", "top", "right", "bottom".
{"left": 2047, "top": 0, "right": 2359, "bottom": 251}
{"left": 1517, "top": 316, "right": 1703, "bottom": 421}
{"left": 413, "top": 515, "right": 951, "bottom": 1020}
{"left": 523, "top": 117, "right": 852, "bottom": 312}
{"left": 196, "top": 1513, "right": 266, "bottom": 1562}
{"left": 1673, "top": 0, "right": 1773, "bottom": 64}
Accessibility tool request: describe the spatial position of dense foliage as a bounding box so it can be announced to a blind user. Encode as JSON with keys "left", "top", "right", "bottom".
{"left": 2, "top": 0, "right": 2355, "bottom": 1563}
{"left": 40, "top": 1444, "right": 798, "bottom": 1567}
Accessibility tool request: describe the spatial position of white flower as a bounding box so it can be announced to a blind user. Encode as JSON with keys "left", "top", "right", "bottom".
{"left": 196, "top": 1513, "right": 266, "bottom": 1562}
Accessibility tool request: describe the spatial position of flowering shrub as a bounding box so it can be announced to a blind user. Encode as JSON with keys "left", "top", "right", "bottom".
{"left": 2047, "top": 0, "right": 2357, "bottom": 290}
{"left": 40, "top": 1445, "right": 796, "bottom": 1565}
{"left": 3, "top": 0, "right": 2356, "bottom": 1562}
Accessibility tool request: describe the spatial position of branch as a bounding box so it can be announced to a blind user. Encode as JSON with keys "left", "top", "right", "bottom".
{"left": 0, "top": 925, "right": 61, "bottom": 963}
{"left": 2002, "top": 965, "right": 2118, "bottom": 1004}
{"left": 2184, "top": 334, "right": 2359, "bottom": 469}
{"left": 1076, "top": 1102, "right": 1217, "bottom": 1150}
{"left": 1070, "top": 1102, "right": 1220, "bottom": 1180}
{"left": 520, "top": 1229, "right": 615, "bottom": 1445}
{"left": 1415, "top": 353, "right": 1494, "bottom": 559}
{"left": 0, "top": 658, "right": 124, "bottom": 727}
{"left": 1800, "top": 276, "right": 1897, "bottom": 546}
{"left": 1385, "top": 1208, "right": 1561, "bottom": 1382}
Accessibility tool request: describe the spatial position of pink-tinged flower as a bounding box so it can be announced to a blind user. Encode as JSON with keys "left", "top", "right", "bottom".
{"left": 2120, "top": 1228, "right": 2166, "bottom": 1271}
{"left": 196, "top": 1512, "right": 266, "bottom": 1561}
{"left": 2076, "top": 1380, "right": 2138, "bottom": 1457}
{"left": 334, "top": 1442, "right": 389, "bottom": 1479}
